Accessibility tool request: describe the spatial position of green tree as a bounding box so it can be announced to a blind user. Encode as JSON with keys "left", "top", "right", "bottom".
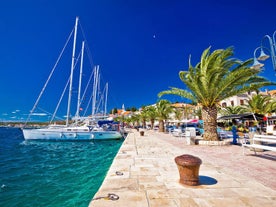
{"left": 126, "top": 107, "right": 138, "bottom": 112}
{"left": 130, "top": 114, "right": 140, "bottom": 128}
{"left": 123, "top": 116, "right": 132, "bottom": 127}
{"left": 219, "top": 105, "right": 247, "bottom": 116}
{"left": 194, "top": 107, "right": 202, "bottom": 120}
{"left": 139, "top": 109, "right": 148, "bottom": 128}
{"left": 144, "top": 105, "right": 157, "bottom": 129}
{"left": 159, "top": 47, "right": 275, "bottom": 141}
{"left": 155, "top": 100, "right": 173, "bottom": 132}
{"left": 245, "top": 94, "right": 276, "bottom": 118}
{"left": 270, "top": 98, "right": 276, "bottom": 114}
{"left": 173, "top": 107, "right": 183, "bottom": 128}
{"left": 110, "top": 108, "right": 118, "bottom": 114}
{"left": 183, "top": 104, "right": 194, "bottom": 120}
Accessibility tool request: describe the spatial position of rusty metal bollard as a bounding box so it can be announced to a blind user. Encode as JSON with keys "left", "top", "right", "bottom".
{"left": 175, "top": 154, "right": 202, "bottom": 186}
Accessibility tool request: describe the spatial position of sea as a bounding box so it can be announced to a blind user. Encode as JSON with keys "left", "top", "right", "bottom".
{"left": 0, "top": 127, "right": 124, "bottom": 207}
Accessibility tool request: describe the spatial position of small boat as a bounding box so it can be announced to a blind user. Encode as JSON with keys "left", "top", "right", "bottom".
{"left": 22, "top": 17, "right": 123, "bottom": 141}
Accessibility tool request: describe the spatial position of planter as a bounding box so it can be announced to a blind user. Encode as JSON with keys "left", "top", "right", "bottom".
{"left": 175, "top": 154, "right": 202, "bottom": 186}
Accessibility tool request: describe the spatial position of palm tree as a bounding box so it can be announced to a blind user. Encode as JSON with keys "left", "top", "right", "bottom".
{"left": 182, "top": 104, "right": 190, "bottom": 120}
{"left": 139, "top": 109, "right": 148, "bottom": 129}
{"left": 114, "top": 116, "right": 124, "bottom": 127}
{"left": 246, "top": 94, "right": 274, "bottom": 115}
{"left": 270, "top": 98, "right": 276, "bottom": 114}
{"left": 130, "top": 114, "right": 140, "bottom": 128}
{"left": 158, "top": 47, "right": 275, "bottom": 141}
{"left": 219, "top": 105, "right": 247, "bottom": 116}
{"left": 194, "top": 107, "right": 202, "bottom": 120}
{"left": 155, "top": 100, "right": 173, "bottom": 132}
{"left": 144, "top": 105, "right": 157, "bottom": 129}
{"left": 244, "top": 94, "right": 276, "bottom": 133}
{"left": 173, "top": 107, "right": 183, "bottom": 128}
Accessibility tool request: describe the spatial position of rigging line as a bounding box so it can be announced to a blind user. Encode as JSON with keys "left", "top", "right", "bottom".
{"left": 94, "top": 88, "right": 106, "bottom": 116}
{"left": 84, "top": 41, "right": 95, "bottom": 71}
{"left": 36, "top": 107, "right": 63, "bottom": 122}
{"left": 95, "top": 93, "right": 104, "bottom": 115}
{"left": 95, "top": 83, "right": 108, "bottom": 116}
{"left": 79, "top": 21, "right": 109, "bottom": 117}
{"left": 24, "top": 27, "right": 75, "bottom": 126}
{"left": 79, "top": 21, "right": 95, "bottom": 68}
{"left": 80, "top": 67, "right": 95, "bottom": 111}
{"left": 83, "top": 92, "right": 92, "bottom": 117}
{"left": 50, "top": 51, "right": 82, "bottom": 123}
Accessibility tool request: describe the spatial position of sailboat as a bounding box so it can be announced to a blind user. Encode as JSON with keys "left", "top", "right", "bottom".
{"left": 22, "top": 17, "right": 123, "bottom": 141}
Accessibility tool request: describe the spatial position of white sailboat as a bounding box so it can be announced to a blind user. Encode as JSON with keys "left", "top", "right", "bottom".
{"left": 22, "top": 17, "right": 123, "bottom": 141}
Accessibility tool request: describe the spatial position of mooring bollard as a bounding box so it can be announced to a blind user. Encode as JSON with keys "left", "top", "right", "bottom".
{"left": 175, "top": 154, "right": 202, "bottom": 186}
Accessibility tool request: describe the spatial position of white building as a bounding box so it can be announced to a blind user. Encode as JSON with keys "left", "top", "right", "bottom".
{"left": 220, "top": 93, "right": 249, "bottom": 107}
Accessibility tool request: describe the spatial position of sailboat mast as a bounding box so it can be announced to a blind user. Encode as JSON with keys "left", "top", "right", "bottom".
{"left": 66, "top": 16, "right": 79, "bottom": 126}
{"left": 92, "top": 65, "right": 99, "bottom": 118}
{"left": 105, "top": 83, "right": 108, "bottom": 116}
{"left": 76, "top": 41, "right": 85, "bottom": 119}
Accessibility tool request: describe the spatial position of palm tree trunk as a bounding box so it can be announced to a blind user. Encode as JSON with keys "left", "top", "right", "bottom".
{"left": 202, "top": 106, "right": 219, "bottom": 141}
{"left": 151, "top": 119, "right": 154, "bottom": 129}
{"left": 142, "top": 119, "right": 146, "bottom": 128}
{"left": 159, "top": 119, "right": 164, "bottom": 132}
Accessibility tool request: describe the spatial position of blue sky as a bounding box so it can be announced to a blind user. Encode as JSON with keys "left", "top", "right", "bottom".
{"left": 1, "top": 0, "right": 276, "bottom": 121}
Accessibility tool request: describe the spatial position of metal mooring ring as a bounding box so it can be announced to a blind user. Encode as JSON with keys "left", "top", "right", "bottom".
{"left": 107, "top": 193, "right": 119, "bottom": 200}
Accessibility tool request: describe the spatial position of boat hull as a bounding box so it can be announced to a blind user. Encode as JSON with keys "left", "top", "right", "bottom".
{"left": 22, "top": 128, "right": 123, "bottom": 141}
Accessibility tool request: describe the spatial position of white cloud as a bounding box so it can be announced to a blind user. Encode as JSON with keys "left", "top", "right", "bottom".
{"left": 32, "top": 113, "right": 48, "bottom": 116}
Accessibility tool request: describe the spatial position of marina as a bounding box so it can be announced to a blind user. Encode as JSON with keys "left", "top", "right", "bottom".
{"left": 22, "top": 17, "right": 123, "bottom": 141}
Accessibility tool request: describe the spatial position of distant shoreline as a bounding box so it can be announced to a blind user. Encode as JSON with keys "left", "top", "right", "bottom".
{"left": 0, "top": 121, "right": 49, "bottom": 128}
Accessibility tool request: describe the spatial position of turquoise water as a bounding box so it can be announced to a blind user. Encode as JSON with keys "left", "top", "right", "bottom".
{"left": 0, "top": 127, "right": 123, "bottom": 207}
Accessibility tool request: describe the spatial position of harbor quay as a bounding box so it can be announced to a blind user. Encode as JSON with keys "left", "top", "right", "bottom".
{"left": 89, "top": 129, "right": 276, "bottom": 207}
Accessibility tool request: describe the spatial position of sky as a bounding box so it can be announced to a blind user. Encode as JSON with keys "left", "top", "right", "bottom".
{"left": 1, "top": 0, "right": 276, "bottom": 121}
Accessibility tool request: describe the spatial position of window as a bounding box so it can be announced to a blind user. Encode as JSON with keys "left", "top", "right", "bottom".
{"left": 222, "top": 102, "right": 227, "bottom": 107}
{"left": 231, "top": 101, "right": 234, "bottom": 106}
{"left": 240, "top": 99, "right": 244, "bottom": 105}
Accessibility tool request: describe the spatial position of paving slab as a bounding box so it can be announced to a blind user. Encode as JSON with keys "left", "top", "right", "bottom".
{"left": 89, "top": 129, "right": 276, "bottom": 207}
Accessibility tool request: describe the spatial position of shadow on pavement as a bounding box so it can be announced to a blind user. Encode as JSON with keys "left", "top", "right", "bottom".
{"left": 199, "top": 175, "right": 218, "bottom": 185}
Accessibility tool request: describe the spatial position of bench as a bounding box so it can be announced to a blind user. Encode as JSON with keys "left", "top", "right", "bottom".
{"left": 171, "top": 129, "right": 186, "bottom": 137}
{"left": 242, "top": 134, "right": 276, "bottom": 155}
{"left": 266, "top": 125, "right": 276, "bottom": 135}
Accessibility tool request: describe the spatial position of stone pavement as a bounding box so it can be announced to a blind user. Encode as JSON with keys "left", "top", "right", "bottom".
{"left": 89, "top": 129, "right": 276, "bottom": 207}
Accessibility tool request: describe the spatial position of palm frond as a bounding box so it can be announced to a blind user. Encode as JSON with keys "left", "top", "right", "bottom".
{"left": 159, "top": 46, "right": 276, "bottom": 108}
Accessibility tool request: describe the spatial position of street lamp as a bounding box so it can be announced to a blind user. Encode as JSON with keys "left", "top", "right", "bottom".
{"left": 252, "top": 31, "right": 276, "bottom": 72}
{"left": 251, "top": 47, "right": 265, "bottom": 69}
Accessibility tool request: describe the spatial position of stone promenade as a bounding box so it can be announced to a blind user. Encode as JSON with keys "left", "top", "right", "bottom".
{"left": 89, "top": 129, "right": 276, "bottom": 207}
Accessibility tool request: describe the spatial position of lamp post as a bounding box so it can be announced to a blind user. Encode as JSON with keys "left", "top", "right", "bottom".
{"left": 252, "top": 31, "right": 276, "bottom": 72}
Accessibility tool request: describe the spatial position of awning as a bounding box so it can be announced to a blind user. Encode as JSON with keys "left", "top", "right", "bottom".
{"left": 217, "top": 113, "right": 264, "bottom": 121}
